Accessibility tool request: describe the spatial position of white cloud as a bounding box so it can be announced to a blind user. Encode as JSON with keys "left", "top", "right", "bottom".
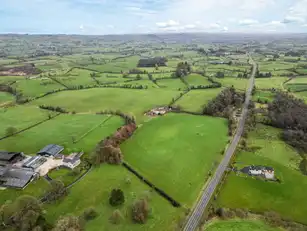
{"left": 238, "top": 19, "right": 259, "bottom": 26}
{"left": 284, "top": 0, "right": 307, "bottom": 24}
{"left": 79, "top": 24, "right": 84, "bottom": 30}
{"left": 156, "top": 20, "right": 180, "bottom": 28}
{"left": 283, "top": 16, "right": 305, "bottom": 24}
{"left": 107, "top": 24, "right": 114, "bottom": 28}
{"left": 302, "top": 24, "right": 307, "bottom": 27}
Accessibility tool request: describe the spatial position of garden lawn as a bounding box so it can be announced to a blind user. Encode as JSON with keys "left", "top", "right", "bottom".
{"left": 217, "top": 125, "right": 307, "bottom": 224}
{"left": 0, "top": 114, "right": 123, "bottom": 154}
{"left": 0, "top": 177, "right": 50, "bottom": 205}
{"left": 0, "top": 92, "right": 14, "bottom": 104}
{"left": 45, "top": 165, "right": 184, "bottom": 231}
{"left": 0, "top": 105, "right": 55, "bottom": 138}
{"left": 175, "top": 89, "right": 222, "bottom": 113}
{"left": 204, "top": 219, "right": 280, "bottom": 231}
{"left": 255, "top": 77, "right": 288, "bottom": 90}
{"left": 121, "top": 113, "right": 228, "bottom": 206}
{"left": 29, "top": 88, "right": 181, "bottom": 123}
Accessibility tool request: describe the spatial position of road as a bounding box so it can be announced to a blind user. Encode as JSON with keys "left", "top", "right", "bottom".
{"left": 183, "top": 57, "right": 256, "bottom": 231}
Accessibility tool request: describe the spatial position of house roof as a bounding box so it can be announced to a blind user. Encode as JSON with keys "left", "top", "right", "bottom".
{"left": 37, "top": 144, "right": 64, "bottom": 156}
{"left": 0, "top": 151, "right": 22, "bottom": 161}
{"left": 0, "top": 167, "right": 35, "bottom": 189}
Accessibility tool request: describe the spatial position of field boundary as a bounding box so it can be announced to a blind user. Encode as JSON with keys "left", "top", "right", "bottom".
{"left": 122, "top": 161, "right": 181, "bottom": 207}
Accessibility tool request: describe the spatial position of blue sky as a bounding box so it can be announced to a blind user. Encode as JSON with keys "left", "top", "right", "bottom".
{"left": 1, "top": 0, "right": 307, "bottom": 34}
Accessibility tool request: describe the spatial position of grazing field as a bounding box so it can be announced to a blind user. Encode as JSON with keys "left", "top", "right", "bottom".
{"left": 0, "top": 75, "right": 25, "bottom": 84}
{"left": 55, "top": 68, "right": 98, "bottom": 87}
{"left": 157, "top": 78, "right": 187, "bottom": 90}
{"left": 121, "top": 113, "right": 228, "bottom": 206}
{"left": 214, "top": 77, "right": 248, "bottom": 90}
{"left": 12, "top": 78, "right": 65, "bottom": 97}
{"left": 255, "top": 77, "right": 288, "bottom": 90}
{"left": 252, "top": 90, "right": 275, "bottom": 103}
{"left": 0, "top": 92, "right": 14, "bottom": 104}
{"left": 0, "top": 114, "right": 123, "bottom": 154}
{"left": 0, "top": 105, "right": 56, "bottom": 138}
{"left": 204, "top": 219, "right": 280, "bottom": 231}
{"left": 29, "top": 88, "right": 181, "bottom": 122}
{"left": 45, "top": 165, "right": 184, "bottom": 231}
{"left": 285, "top": 77, "right": 307, "bottom": 92}
{"left": 174, "top": 89, "right": 222, "bottom": 113}
{"left": 217, "top": 125, "right": 307, "bottom": 224}
{"left": 184, "top": 73, "right": 211, "bottom": 86}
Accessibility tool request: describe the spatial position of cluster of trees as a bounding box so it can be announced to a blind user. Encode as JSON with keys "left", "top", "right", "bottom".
{"left": 268, "top": 92, "right": 307, "bottom": 154}
{"left": 285, "top": 50, "right": 305, "bottom": 57}
{"left": 0, "top": 84, "right": 17, "bottom": 95}
{"left": 147, "top": 73, "right": 157, "bottom": 84}
{"left": 190, "top": 83, "right": 221, "bottom": 90}
{"left": 256, "top": 69, "right": 272, "bottom": 78}
{"left": 39, "top": 105, "right": 67, "bottom": 113}
{"left": 96, "top": 110, "right": 136, "bottom": 124}
{"left": 101, "top": 83, "right": 148, "bottom": 90}
{"left": 128, "top": 68, "right": 145, "bottom": 74}
{"left": 90, "top": 123, "right": 137, "bottom": 165}
{"left": 137, "top": 57, "right": 167, "bottom": 67}
{"left": 237, "top": 72, "right": 249, "bottom": 78}
{"left": 203, "top": 87, "right": 245, "bottom": 118}
{"left": 43, "top": 180, "right": 68, "bottom": 203}
{"left": 172, "top": 62, "right": 191, "bottom": 78}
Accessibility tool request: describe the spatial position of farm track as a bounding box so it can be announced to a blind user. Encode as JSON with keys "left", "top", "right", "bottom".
{"left": 183, "top": 56, "right": 256, "bottom": 231}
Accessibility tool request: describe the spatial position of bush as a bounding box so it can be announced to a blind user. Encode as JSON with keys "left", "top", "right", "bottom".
{"left": 5, "top": 126, "right": 17, "bottom": 136}
{"left": 82, "top": 207, "right": 98, "bottom": 221}
{"left": 264, "top": 211, "right": 283, "bottom": 227}
{"left": 109, "top": 189, "right": 125, "bottom": 207}
{"left": 131, "top": 198, "right": 150, "bottom": 224}
{"left": 109, "top": 210, "right": 123, "bottom": 224}
{"left": 233, "top": 208, "right": 249, "bottom": 219}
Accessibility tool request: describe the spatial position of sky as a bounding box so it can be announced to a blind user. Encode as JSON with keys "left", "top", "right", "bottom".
{"left": 0, "top": 0, "right": 307, "bottom": 34}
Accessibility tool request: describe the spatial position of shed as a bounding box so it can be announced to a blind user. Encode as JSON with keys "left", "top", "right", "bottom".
{"left": 37, "top": 144, "right": 64, "bottom": 157}
{"left": 0, "top": 151, "right": 24, "bottom": 165}
{"left": 0, "top": 167, "right": 37, "bottom": 189}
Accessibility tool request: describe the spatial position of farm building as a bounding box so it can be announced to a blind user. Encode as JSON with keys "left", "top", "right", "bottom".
{"left": 241, "top": 165, "right": 275, "bottom": 180}
{"left": 0, "top": 151, "right": 25, "bottom": 165}
{"left": 146, "top": 107, "right": 171, "bottom": 116}
{"left": 37, "top": 144, "right": 64, "bottom": 157}
{"left": 62, "top": 152, "right": 84, "bottom": 169}
{"left": 137, "top": 57, "right": 167, "bottom": 67}
{"left": 0, "top": 166, "right": 37, "bottom": 189}
{"left": 22, "top": 155, "right": 47, "bottom": 170}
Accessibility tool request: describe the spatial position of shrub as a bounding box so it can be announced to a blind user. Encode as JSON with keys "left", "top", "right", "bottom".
{"left": 131, "top": 198, "right": 150, "bottom": 224}
{"left": 82, "top": 207, "right": 98, "bottom": 221}
{"left": 5, "top": 126, "right": 17, "bottom": 136}
{"left": 233, "top": 208, "right": 249, "bottom": 219}
{"left": 264, "top": 211, "right": 283, "bottom": 227}
{"left": 109, "top": 189, "right": 125, "bottom": 207}
{"left": 109, "top": 210, "right": 123, "bottom": 224}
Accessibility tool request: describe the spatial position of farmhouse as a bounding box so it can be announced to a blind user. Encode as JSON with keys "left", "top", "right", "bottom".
{"left": 146, "top": 106, "right": 171, "bottom": 116}
{"left": 37, "top": 144, "right": 64, "bottom": 157}
{"left": 137, "top": 57, "right": 167, "bottom": 67}
{"left": 241, "top": 165, "right": 275, "bottom": 180}
{"left": 62, "top": 152, "right": 84, "bottom": 169}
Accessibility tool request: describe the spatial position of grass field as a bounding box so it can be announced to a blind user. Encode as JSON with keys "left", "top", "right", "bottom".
{"left": 29, "top": 88, "right": 181, "bottom": 123}
{"left": 285, "top": 77, "right": 307, "bottom": 92}
{"left": 255, "top": 77, "right": 288, "bottom": 90}
{"left": 0, "top": 105, "right": 56, "bottom": 138}
{"left": 184, "top": 73, "right": 211, "bottom": 86}
{"left": 12, "top": 78, "right": 65, "bottom": 97}
{"left": 121, "top": 113, "right": 228, "bottom": 206}
{"left": 217, "top": 125, "right": 307, "bottom": 224}
{"left": 214, "top": 77, "right": 248, "bottom": 90}
{"left": 0, "top": 114, "right": 123, "bottom": 154}
{"left": 252, "top": 90, "right": 275, "bottom": 103}
{"left": 157, "top": 78, "right": 187, "bottom": 90}
{"left": 45, "top": 165, "right": 184, "bottom": 231}
{"left": 174, "top": 89, "right": 222, "bottom": 113}
{"left": 0, "top": 92, "right": 14, "bottom": 104}
{"left": 204, "top": 219, "right": 280, "bottom": 231}
{"left": 55, "top": 68, "right": 98, "bottom": 87}
{"left": 0, "top": 75, "right": 25, "bottom": 84}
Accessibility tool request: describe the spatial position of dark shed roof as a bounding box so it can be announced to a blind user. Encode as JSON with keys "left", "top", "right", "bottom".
{"left": 0, "top": 168, "right": 36, "bottom": 189}
{"left": 0, "top": 151, "right": 22, "bottom": 161}
{"left": 37, "top": 144, "right": 64, "bottom": 156}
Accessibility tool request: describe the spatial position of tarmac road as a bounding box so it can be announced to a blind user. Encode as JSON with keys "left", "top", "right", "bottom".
{"left": 183, "top": 57, "right": 256, "bottom": 231}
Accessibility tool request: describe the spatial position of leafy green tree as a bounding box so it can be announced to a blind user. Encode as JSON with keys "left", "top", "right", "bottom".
{"left": 131, "top": 198, "right": 150, "bottom": 224}
{"left": 109, "top": 189, "right": 125, "bottom": 206}
{"left": 52, "top": 215, "right": 83, "bottom": 231}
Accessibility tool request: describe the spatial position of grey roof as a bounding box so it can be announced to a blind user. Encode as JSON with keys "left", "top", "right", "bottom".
{"left": 23, "top": 156, "right": 47, "bottom": 169}
{"left": 0, "top": 151, "right": 22, "bottom": 161}
{"left": 37, "top": 144, "right": 64, "bottom": 156}
{"left": 240, "top": 165, "right": 274, "bottom": 174}
{"left": 0, "top": 168, "right": 35, "bottom": 189}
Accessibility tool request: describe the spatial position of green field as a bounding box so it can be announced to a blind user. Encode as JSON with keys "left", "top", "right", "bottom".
{"left": 157, "top": 78, "right": 187, "bottom": 90}
{"left": 54, "top": 68, "right": 98, "bottom": 87}
{"left": 184, "top": 73, "right": 211, "bottom": 86}
{"left": 0, "top": 114, "right": 123, "bottom": 154}
{"left": 175, "top": 89, "right": 222, "bottom": 113}
{"left": 45, "top": 165, "right": 184, "bottom": 231}
{"left": 29, "top": 88, "right": 181, "bottom": 123}
{"left": 0, "top": 92, "right": 14, "bottom": 104}
{"left": 255, "top": 77, "right": 288, "bottom": 90}
{"left": 121, "top": 113, "right": 228, "bottom": 206}
{"left": 217, "top": 125, "right": 307, "bottom": 224}
{"left": 285, "top": 77, "right": 307, "bottom": 92}
{"left": 204, "top": 219, "right": 280, "bottom": 231}
{"left": 214, "top": 77, "right": 248, "bottom": 90}
{"left": 0, "top": 105, "right": 56, "bottom": 137}
{"left": 0, "top": 75, "right": 25, "bottom": 84}
{"left": 252, "top": 90, "right": 275, "bottom": 103}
